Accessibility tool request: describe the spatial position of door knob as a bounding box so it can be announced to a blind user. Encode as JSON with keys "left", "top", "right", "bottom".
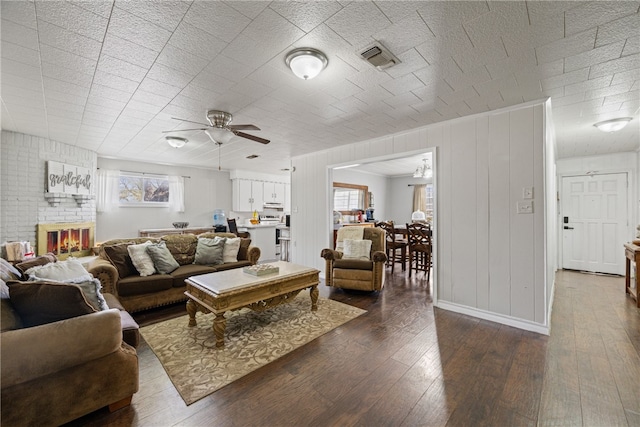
{"left": 564, "top": 226, "right": 574, "bottom": 230}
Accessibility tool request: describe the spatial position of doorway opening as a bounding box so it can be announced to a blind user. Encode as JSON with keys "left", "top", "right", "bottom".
{"left": 328, "top": 148, "right": 438, "bottom": 301}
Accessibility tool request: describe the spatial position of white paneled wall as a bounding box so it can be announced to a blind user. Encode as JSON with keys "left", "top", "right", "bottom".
{"left": 0, "top": 131, "right": 97, "bottom": 246}
{"left": 291, "top": 101, "right": 554, "bottom": 334}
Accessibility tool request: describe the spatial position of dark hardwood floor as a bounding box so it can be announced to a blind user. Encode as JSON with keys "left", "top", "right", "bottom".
{"left": 69, "top": 269, "right": 640, "bottom": 426}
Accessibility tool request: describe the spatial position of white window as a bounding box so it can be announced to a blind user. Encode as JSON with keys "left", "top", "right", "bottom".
{"left": 119, "top": 174, "right": 169, "bottom": 205}
{"left": 424, "top": 184, "right": 434, "bottom": 219}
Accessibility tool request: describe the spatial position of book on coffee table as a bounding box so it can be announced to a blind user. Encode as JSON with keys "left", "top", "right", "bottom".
{"left": 243, "top": 264, "right": 279, "bottom": 276}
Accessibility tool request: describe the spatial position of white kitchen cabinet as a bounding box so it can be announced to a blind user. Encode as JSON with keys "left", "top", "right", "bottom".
{"left": 233, "top": 179, "right": 264, "bottom": 212}
{"left": 264, "top": 182, "right": 286, "bottom": 204}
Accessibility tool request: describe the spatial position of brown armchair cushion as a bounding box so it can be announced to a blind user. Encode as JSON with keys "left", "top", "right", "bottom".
{"left": 7, "top": 280, "right": 96, "bottom": 327}
{"left": 334, "top": 259, "right": 374, "bottom": 270}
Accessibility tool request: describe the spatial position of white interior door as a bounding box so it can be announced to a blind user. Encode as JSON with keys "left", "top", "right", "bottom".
{"left": 561, "top": 173, "right": 628, "bottom": 275}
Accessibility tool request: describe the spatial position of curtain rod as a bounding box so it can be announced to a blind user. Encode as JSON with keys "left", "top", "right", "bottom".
{"left": 97, "top": 168, "right": 190, "bottom": 179}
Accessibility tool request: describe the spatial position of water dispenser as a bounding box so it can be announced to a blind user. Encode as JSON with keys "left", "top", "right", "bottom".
{"left": 213, "top": 209, "right": 227, "bottom": 232}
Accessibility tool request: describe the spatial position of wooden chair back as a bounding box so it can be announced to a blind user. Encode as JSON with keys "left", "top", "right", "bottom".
{"left": 406, "top": 222, "right": 431, "bottom": 253}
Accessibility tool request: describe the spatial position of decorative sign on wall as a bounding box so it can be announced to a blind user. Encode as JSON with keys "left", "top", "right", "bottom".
{"left": 47, "top": 161, "right": 92, "bottom": 195}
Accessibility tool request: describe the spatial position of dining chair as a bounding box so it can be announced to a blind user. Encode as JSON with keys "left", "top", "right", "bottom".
{"left": 227, "top": 218, "right": 250, "bottom": 238}
{"left": 406, "top": 222, "right": 432, "bottom": 279}
{"left": 376, "top": 221, "right": 407, "bottom": 273}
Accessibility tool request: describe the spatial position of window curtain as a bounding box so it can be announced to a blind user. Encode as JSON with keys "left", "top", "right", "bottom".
{"left": 95, "top": 169, "right": 120, "bottom": 212}
{"left": 168, "top": 175, "right": 185, "bottom": 212}
{"left": 412, "top": 184, "right": 427, "bottom": 213}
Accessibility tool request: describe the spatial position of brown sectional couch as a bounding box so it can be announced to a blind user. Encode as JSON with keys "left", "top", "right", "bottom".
{"left": 88, "top": 232, "right": 261, "bottom": 313}
{"left": 1, "top": 257, "right": 139, "bottom": 426}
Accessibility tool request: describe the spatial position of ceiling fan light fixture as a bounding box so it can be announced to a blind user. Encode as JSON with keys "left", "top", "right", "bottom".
{"left": 205, "top": 128, "right": 233, "bottom": 144}
{"left": 285, "top": 48, "right": 328, "bottom": 80}
{"left": 166, "top": 136, "right": 187, "bottom": 148}
{"left": 593, "top": 117, "right": 632, "bottom": 132}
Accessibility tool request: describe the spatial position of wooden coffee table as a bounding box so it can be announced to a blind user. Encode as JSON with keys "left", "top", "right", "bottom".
{"left": 184, "top": 261, "right": 320, "bottom": 348}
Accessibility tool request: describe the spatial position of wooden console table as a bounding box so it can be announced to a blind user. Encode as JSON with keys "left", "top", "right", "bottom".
{"left": 139, "top": 227, "right": 216, "bottom": 237}
{"left": 624, "top": 243, "right": 640, "bottom": 308}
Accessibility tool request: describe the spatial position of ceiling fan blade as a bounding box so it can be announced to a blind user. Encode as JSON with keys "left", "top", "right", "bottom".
{"left": 228, "top": 124, "right": 261, "bottom": 131}
{"left": 233, "top": 131, "right": 270, "bottom": 144}
{"left": 171, "top": 117, "right": 211, "bottom": 127}
{"left": 162, "top": 127, "right": 208, "bottom": 133}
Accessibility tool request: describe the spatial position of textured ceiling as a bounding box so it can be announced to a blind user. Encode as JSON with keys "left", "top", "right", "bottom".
{"left": 1, "top": 1, "right": 639, "bottom": 175}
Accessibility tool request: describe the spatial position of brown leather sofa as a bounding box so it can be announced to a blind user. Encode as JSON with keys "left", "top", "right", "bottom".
{"left": 321, "top": 227, "right": 387, "bottom": 291}
{"left": 0, "top": 255, "right": 139, "bottom": 426}
{"left": 0, "top": 288, "right": 138, "bottom": 426}
{"left": 1, "top": 307, "right": 138, "bottom": 426}
{"left": 88, "top": 233, "right": 261, "bottom": 313}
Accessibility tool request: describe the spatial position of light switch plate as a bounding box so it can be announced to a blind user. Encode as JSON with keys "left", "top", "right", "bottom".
{"left": 517, "top": 200, "right": 533, "bottom": 214}
{"left": 523, "top": 187, "right": 534, "bottom": 199}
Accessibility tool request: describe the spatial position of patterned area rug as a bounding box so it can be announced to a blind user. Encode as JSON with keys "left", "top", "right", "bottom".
{"left": 140, "top": 291, "right": 365, "bottom": 405}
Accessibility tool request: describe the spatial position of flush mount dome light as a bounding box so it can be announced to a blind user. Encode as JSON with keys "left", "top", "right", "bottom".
{"left": 593, "top": 117, "right": 632, "bottom": 132}
{"left": 285, "top": 48, "right": 328, "bottom": 80}
{"left": 166, "top": 136, "right": 188, "bottom": 148}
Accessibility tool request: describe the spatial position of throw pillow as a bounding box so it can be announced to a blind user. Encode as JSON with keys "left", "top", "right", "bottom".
{"left": 127, "top": 241, "right": 156, "bottom": 276}
{"left": 7, "top": 280, "right": 96, "bottom": 327}
{"left": 14, "top": 252, "right": 57, "bottom": 275}
{"left": 343, "top": 239, "right": 372, "bottom": 260}
{"left": 237, "top": 238, "right": 251, "bottom": 261}
{"left": 194, "top": 237, "right": 225, "bottom": 265}
{"left": 60, "top": 277, "right": 109, "bottom": 311}
{"left": 0, "top": 257, "right": 22, "bottom": 282}
{"left": 1, "top": 296, "right": 23, "bottom": 331}
{"left": 24, "top": 259, "right": 108, "bottom": 311}
{"left": 103, "top": 243, "right": 136, "bottom": 279}
{"left": 25, "top": 258, "right": 92, "bottom": 282}
{"left": 146, "top": 242, "right": 180, "bottom": 274}
{"left": 223, "top": 237, "right": 241, "bottom": 263}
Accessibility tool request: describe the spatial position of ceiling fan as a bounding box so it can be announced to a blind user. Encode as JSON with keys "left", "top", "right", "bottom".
{"left": 163, "top": 110, "right": 270, "bottom": 144}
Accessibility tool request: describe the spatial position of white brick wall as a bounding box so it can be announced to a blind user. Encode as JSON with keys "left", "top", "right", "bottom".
{"left": 1, "top": 131, "right": 97, "bottom": 249}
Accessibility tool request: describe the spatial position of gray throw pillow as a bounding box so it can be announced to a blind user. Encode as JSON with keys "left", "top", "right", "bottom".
{"left": 194, "top": 237, "right": 225, "bottom": 265}
{"left": 146, "top": 242, "right": 180, "bottom": 274}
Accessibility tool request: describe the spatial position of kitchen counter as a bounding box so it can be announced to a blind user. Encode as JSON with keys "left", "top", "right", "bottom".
{"left": 243, "top": 223, "right": 277, "bottom": 229}
{"left": 240, "top": 225, "right": 278, "bottom": 262}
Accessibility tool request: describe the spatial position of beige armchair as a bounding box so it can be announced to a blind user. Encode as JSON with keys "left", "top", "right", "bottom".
{"left": 321, "top": 227, "right": 387, "bottom": 291}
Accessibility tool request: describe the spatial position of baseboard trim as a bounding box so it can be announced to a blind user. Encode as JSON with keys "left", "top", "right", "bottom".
{"left": 436, "top": 301, "right": 550, "bottom": 336}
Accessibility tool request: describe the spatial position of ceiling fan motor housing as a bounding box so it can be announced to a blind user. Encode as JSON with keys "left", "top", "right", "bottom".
{"left": 207, "top": 110, "right": 233, "bottom": 128}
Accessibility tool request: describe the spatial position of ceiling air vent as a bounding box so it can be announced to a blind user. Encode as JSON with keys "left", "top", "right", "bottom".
{"left": 359, "top": 42, "right": 400, "bottom": 70}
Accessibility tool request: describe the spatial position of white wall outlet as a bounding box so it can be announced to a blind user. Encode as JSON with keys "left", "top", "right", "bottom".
{"left": 517, "top": 200, "right": 533, "bottom": 214}
{"left": 523, "top": 187, "right": 534, "bottom": 199}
